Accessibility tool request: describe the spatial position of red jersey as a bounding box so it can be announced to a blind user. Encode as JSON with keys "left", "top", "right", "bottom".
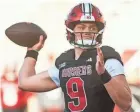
{"left": 1, "top": 76, "right": 33, "bottom": 109}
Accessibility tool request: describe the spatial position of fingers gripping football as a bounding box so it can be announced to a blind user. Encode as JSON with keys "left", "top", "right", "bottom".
{"left": 27, "top": 35, "right": 45, "bottom": 51}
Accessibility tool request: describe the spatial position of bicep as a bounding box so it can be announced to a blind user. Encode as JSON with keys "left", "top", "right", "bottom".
{"left": 19, "top": 66, "right": 60, "bottom": 92}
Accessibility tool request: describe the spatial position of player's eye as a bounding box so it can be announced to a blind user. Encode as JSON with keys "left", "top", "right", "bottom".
{"left": 78, "top": 26, "right": 85, "bottom": 30}
{"left": 89, "top": 27, "right": 98, "bottom": 32}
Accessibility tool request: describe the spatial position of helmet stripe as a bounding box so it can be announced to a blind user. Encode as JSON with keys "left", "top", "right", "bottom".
{"left": 89, "top": 3, "right": 92, "bottom": 15}
{"left": 84, "top": 3, "right": 91, "bottom": 15}
{"left": 82, "top": 3, "right": 85, "bottom": 15}
{"left": 80, "top": 3, "right": 95, "bottom": 21}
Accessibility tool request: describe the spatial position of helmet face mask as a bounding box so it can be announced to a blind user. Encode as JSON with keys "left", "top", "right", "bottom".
{"left": 67, "top": 26, "right": 103, "bottom": 49}
{"left": 65, "top": 3, "right": 106, "bottom": 49}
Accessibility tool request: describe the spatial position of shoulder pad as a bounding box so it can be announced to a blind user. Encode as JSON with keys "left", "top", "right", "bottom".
{"left": 101, "top": 46, "right": 123, "bottom": 65}
{"left": 55, "top": 49, "right": 74, "bottom": 69}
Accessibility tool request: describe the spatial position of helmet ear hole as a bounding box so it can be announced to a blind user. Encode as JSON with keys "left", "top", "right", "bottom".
{"left": 66, "top": 30, "right": 75, "bottom": 42}
{"left": 96, "top": 34, "right": 102, "bottom": 44}
{"left": 69, "top": 33, "right": 75, "bottom": 43}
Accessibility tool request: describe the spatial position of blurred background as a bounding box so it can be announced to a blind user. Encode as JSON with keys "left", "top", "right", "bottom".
{"left": 0, "top": 0, "right": 140, "bottom": 112}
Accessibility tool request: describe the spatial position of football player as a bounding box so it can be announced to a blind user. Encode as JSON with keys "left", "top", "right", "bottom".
{"left": 18, "top": 2, "right": 132, "bottom": 112}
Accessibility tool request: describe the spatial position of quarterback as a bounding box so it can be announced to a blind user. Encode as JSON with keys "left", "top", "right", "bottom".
{"left": 19, "top": 2, "right": 132, "bottom": 112}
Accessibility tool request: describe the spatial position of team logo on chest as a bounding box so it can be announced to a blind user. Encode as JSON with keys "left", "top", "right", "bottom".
{"left": 62, "top": 65, "right": 92, "bottom": 78}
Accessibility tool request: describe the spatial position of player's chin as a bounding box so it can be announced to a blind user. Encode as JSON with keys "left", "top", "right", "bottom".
{"left": 76, "top": 38, "right": 93, "bottom": 41}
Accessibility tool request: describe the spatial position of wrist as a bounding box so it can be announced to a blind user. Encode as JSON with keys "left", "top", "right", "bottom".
{"left": 27, "top": 48, "right": 39, "bottom": 52}
{"left": 100, "top": 69, "right": 112, "bottom": 84}
{"left": 25, "top": 50, "right": 38, "bottom": 60}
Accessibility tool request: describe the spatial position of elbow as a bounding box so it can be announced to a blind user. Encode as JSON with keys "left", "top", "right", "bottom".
{"left": 18, "top": 82, "right": 25, "bottom": 90}
{"left": 18, "top": 80, "right": 27, "bottom": 91}
{"left": 18, "top": 83, "right": 24, "bottom": 90}
{"left": 18, "top": 75, "right": 27, "bottom": 91}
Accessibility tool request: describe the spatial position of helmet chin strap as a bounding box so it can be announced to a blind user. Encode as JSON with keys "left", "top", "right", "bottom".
{"left": 77, "top": 39, "right": 96, "bottom": 46}
{"left": 75, "top": 39, "right": 98, "bottom": 49}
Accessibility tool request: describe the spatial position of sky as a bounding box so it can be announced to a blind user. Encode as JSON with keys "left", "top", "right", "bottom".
{"left": 0, "top": 0, "right": 139, "bottom": 73}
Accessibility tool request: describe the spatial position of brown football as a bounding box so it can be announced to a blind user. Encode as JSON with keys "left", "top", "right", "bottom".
{"left": 5, "top": 22, "right": 47, "bottom": 47}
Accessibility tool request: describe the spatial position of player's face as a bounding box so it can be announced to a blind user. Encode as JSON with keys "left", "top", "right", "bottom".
{"left": 73, "top": 22, "right": 98, "bottom": 41}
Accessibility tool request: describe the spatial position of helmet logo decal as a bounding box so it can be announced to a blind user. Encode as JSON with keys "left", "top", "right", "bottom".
{"left": 81, "top": 3, "right": 95, "bottom": 21}
{"left": 85, "top": 15, "right": 91, "bottom": 19}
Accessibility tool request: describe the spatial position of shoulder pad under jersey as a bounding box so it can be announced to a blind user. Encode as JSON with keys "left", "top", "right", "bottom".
{"left": 101, "top": 46, "right": 123, "bottom": 65}
{"left": 55, "top": 49, "right": 74, "bottom": 69}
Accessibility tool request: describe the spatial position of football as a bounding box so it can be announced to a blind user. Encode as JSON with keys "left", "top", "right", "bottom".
{"left": 5, "top": 22, "right": 47, "bottom": 47}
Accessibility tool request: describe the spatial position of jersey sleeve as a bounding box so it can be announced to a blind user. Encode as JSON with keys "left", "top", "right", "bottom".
{"left": 105, "top": 59, "right": 124, "bottom": 77}
{"left": 47, "top": 66, "right": 60, "bottom": 87}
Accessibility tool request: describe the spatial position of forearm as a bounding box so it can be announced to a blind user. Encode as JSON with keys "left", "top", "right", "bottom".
{"left": 104, "top": 77, "right": 132, "bottom": 111}
{"left": 19, "top": 57, "right": 36, "bottom": 81}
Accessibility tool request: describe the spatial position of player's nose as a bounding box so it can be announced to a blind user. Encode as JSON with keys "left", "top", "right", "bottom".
{"left": 82, "top": 32, "right": 92, "bottom": 39}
